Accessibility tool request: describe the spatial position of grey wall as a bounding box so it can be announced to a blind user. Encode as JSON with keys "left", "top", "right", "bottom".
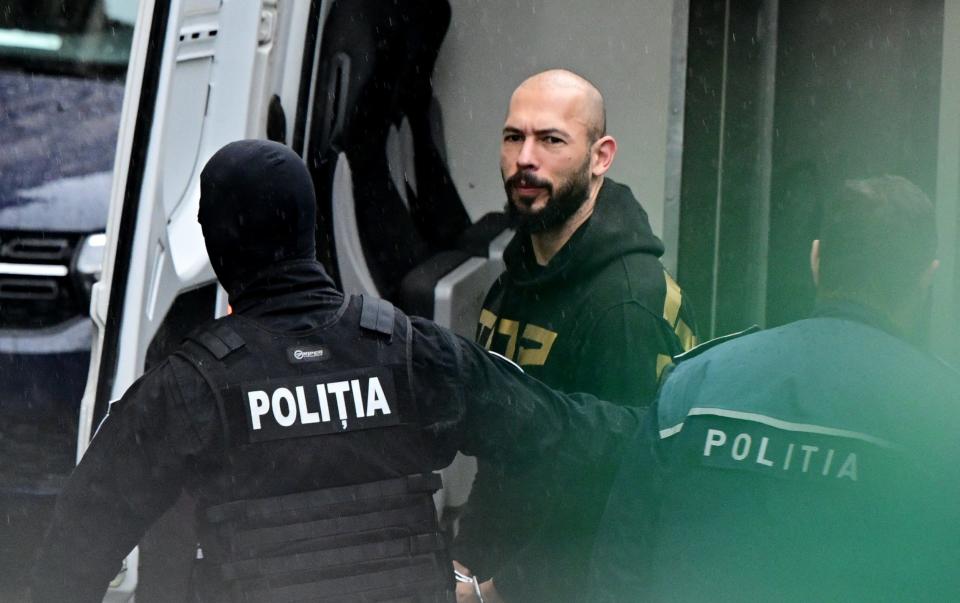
{"left": 432, "top": 0, "right": 678, "bottom": 243}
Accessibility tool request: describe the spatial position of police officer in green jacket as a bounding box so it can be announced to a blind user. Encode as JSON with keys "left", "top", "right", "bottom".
{"left": 588, "top": 175, "right": 960, "bottom": 602}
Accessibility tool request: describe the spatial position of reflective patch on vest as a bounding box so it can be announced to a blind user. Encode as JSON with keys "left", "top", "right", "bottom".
{"left": 242, "top": 367, "right": 399, "bottom": 442}
{"left": 286, "top": 345, "right": 330, "bottom": 364}
{"left": 686, "top": 420, "right": 867, "bottom": 483}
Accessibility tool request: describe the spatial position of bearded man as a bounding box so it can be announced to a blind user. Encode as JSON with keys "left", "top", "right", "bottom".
{"left": 452, "top": 69, "right": 697, "bottom": 603}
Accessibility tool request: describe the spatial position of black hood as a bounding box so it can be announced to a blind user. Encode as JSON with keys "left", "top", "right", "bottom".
{"left": 502, "top": 178, "right": 664, "bottom": 288}
{"left": 198, "top": 140, "right": 318, "bottom": 296}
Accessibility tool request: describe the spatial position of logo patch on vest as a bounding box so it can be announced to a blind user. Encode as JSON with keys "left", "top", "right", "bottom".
{"left": 242, "top": 367, "right": 399, "bottom": 442}
{"left": 699, "top": 426, "right": 860, "bottom": 481}
{"left": 684, "top": 420, "right": 868, "bottom": 483}
{"left": 286, "top": 345, "right": 330, "bottom": 364}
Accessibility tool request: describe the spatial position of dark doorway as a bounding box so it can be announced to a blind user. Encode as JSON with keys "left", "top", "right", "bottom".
{"left": 679, "top": 0, "right": 945, "bottom": 337}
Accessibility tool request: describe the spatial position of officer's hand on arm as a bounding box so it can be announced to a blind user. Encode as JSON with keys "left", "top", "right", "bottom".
{"left": 410, "top": 317, "right": 641, "bottom": 469}
{"left": 458, "top": 334, "right": 639, "bottom": 468}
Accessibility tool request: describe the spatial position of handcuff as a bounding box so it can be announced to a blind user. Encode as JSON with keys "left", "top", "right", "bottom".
{"left": 454, "top": 569, "right": 486, "bottom": 603}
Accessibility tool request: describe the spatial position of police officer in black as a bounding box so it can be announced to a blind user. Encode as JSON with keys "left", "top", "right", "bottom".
{"left": 587, "top": 176, "right": 960, "bottom": 602}
{"left": 31, "top": 140, "right": 638, "bottom": 603}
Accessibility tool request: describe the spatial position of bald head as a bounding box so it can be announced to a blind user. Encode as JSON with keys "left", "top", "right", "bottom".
{"left": 512, "top": 69, "right": 606, "bottom": 142}
{"left": 500, "top": 69, "right": 618, "bottom": 243}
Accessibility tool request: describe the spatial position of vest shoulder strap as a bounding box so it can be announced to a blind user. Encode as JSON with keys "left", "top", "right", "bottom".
{"left": 186, "top": 320, "right": 246, "bottom": 360}
{"left": 359, "top": 294, "right": 395, "bottom": 339}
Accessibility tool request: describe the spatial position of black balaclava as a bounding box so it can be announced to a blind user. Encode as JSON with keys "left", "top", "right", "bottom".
{"left": 198, "top": 139, "right": 317, "bottom": 295}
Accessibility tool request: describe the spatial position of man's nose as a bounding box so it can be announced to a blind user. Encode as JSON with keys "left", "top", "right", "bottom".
{"left": 516, "top": 137, "right": 538, "bottom": 169}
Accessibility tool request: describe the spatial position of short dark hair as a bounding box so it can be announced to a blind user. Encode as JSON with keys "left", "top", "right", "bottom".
{"left": 818, "top": 175, "right": 936, "bottom": 311}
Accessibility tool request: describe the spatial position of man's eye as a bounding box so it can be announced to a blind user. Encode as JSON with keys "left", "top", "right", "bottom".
{"left": 543, "top": 136, "right": 565, "bottom": 145}
{"left": 504, "top": 134, "right": 523, "bottom": 143}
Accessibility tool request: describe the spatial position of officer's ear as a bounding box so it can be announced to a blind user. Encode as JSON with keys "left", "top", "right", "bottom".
{"left": 810, "top": 239, "right": 821, "bottom": 287}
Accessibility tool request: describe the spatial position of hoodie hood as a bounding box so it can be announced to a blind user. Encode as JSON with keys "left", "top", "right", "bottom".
{"left": 502, "top": 178, "right": 664, "bottom": 289}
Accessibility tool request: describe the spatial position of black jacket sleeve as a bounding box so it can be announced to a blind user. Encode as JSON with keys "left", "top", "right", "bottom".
{"left": 410, "top": 316, "right": 640, "bottom": 474}
{"left": 30, "top": 363, "right": 192, "bottom": 603}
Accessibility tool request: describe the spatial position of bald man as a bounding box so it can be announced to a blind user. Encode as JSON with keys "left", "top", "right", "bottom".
{"left": 453, "top": 70, "right": 698, "bottom": 603}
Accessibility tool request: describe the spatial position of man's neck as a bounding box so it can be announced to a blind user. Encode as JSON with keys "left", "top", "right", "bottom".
{"left": 814, "top": 293, "right": 917, "bottom": 340}
{"left": 530, "top": 178, "right": 602, "bottom": 265}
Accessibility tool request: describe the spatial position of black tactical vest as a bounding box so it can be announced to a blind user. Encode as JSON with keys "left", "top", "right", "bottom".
{"left": 175, "top": 295, "right": 453, "bottom": 602}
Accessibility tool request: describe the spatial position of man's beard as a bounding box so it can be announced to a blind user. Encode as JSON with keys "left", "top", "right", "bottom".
{"left": 503, "top": 160, "right": 591, "bottom": 233}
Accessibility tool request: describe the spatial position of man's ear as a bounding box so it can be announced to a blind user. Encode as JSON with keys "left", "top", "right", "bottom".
{"left": 810, "top": 239, "right": 821, "bottom": 287}
{"left": 591, "top": 135, "right": 617, "bottom": 177}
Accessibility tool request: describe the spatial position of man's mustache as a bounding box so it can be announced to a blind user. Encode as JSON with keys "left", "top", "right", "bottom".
{"left": 505, "top": 171, "right": 552, "bottom": 192}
